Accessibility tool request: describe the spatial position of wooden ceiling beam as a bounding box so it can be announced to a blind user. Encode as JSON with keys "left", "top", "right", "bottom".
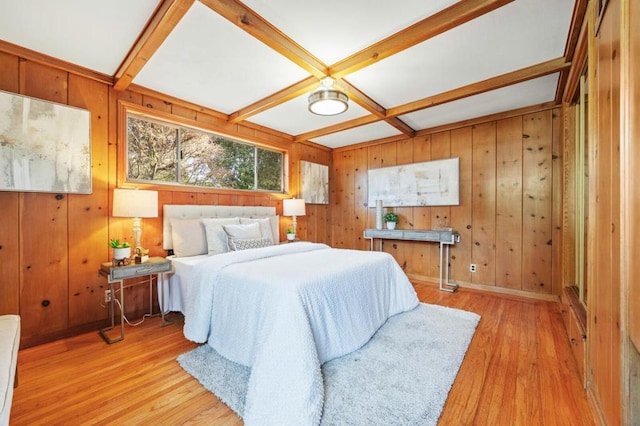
{"left": 229, "top": 76, "right": 318, "bottom": 124}
{"left": 558, "top": 0, "right": 588, "bottom": 103}
{"left": 295, "top": 58, "right": 570, "bottom": 142}
{"left": 114, "top": 0, "right": 194, "bottom": 91}
{"left": 339, "top": 79, "right": 415, "bottom": 136}
{"left": 294, "top": 115, "right": 380, "bottom": 143}
{"left": 329, "top": 0, "right": 515, "bottom": 79}
{"left": 199, "top": 0, "right": 327, "bottom": 79}
{"left": 387, "top": 57, "right": 570, "bottom": 117}
{"left": 220, "top": 0, "right": 513, "bottom": 130}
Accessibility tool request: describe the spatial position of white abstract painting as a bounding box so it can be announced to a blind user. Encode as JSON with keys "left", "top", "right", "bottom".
{"left": 368, "top": 158, "right": 459, "bottom": 207}
{"left": 0, "top": 90, "right": 91, "bottom": 194}
{"left": 300, "top": 160, "right": 329, "bottom": 204}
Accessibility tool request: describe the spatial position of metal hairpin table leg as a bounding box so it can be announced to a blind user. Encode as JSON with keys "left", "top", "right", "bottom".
{"left": 99, "top": 279, "right": 125, "bottom": 344}
{"left": 439, "top": 242, "right": 458, "bottom": 293}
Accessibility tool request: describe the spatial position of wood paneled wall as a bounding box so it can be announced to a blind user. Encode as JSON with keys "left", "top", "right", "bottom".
{"left": 0, "top": 51, "right": 331, "bottom": 347}
{"left": 588, "top": 0, "right": 622, "bottom": 424}
{"left": 330, "top": 108, "right": 563, "bottom": 298}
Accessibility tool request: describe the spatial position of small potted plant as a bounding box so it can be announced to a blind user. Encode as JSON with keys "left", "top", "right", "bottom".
{"left": 383, "top": 212, "right": 399, "bottom": 230}
{"left": 110, "top": 239, "right": 131, "bottom": 260}
{"left": 286, "top": 228, "right": 296, "bottom": 241}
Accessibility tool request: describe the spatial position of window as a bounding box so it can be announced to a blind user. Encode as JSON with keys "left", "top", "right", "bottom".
{"left": 125, "top": 113, "right": 283, "bottom": 192}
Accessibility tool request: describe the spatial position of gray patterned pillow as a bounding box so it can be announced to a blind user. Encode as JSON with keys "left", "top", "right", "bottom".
{"left": 230, "top": 237, "right": 273, "bottom": 251}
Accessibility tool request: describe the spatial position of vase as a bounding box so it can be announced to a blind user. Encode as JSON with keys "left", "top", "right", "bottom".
{"left": 375, "top": 200, "right": 383, "bottom": 230}
{"left": 113, "top": 247, "right": 131, "bottom": 260}
{"left": 287, "top": 233, "right": 296, "bottom": 241}
{"left": 386, "top": 222, "right": 397, "bottom": 230}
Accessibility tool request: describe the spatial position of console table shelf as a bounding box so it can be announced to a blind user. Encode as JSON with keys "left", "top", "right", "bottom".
{"left": 364, "top": 228, "right": 460, "bottom": 292}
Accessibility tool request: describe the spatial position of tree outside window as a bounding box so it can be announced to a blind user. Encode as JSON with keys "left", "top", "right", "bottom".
{"left": 126, "top": 114, "right": 283, "bottom": 192}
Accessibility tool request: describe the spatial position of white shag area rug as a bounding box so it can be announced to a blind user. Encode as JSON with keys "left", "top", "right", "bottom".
{"left": 177, "top": 303, "right": 480, "bottom": 425}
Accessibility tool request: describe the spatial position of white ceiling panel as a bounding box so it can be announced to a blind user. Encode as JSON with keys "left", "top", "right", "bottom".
{"left": 242, "top": 0, "right": 459, "bottom": 65}
{"left": 133, "top": 1, "right": 310, "bottom": 114}
{"left": 347, "top": 0, "right": 574, "bottom": 108}
{"left": 0, "top": 0, "right": 580, "bottom": 149}
{"left": 400, "top": 74, "right": 560, "bottom": 130}
{"left": 250, "top": 92, "right": 369, "bottom": 136}
{"left": 311, "top": 121, "right": 402, "bottom": 149}
{"left": 0, "top": 0, "right": 159, "bottom": 74}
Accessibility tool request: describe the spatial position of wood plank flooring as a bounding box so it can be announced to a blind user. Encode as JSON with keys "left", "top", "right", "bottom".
{"left": 10, "top": 283, "right": 595, "bottom": 425}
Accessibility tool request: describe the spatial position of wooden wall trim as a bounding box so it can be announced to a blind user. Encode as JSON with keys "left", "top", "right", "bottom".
{"left": 0, "top": 39, "right": 112, "bottom": 85}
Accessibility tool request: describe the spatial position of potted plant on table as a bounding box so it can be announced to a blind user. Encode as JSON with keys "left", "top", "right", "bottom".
{"left": 383, "top": 212, "right": 399, "bottom": 230}
{"left": 110, "top": 239, "right": 131, "bottom": 261}
{"left": 286, "top": 228, "right": 296, "bottom": 241}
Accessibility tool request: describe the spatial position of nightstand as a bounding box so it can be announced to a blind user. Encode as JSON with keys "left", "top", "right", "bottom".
{"left": 98, "top": 256, "right": 173, "bottom": 344}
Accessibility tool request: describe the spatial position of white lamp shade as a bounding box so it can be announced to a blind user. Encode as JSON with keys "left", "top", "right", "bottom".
{"left": 283, "top": 198, "right": 306, "bottom": 217}
{"left": 112, "top": 188, "right": 158, "bottom": 218}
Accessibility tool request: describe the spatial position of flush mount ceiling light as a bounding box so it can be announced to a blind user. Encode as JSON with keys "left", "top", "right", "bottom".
{"left": 308, "top": 77, "right": 349, "bottom": 116}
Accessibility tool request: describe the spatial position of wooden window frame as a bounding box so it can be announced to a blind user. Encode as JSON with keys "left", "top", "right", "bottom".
{"left": 117, "top": 101, "right": 289, "bottom": 195}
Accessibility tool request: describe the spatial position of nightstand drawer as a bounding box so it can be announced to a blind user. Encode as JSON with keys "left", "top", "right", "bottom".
{"left": 101, "top": 257, "right": 172, "bottom": 281}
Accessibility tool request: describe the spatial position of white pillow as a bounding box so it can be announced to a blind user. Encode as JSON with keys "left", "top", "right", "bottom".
{"left": 170, "top": 218, "right": 207, "bottom": 257}
{"left": 222, "top": 222, "right": 262, "bottom": 251}
{"left": 201, "top": 217, "right": 241, "bottom": 255}
{"left": 240, "top": 217, "right": 275, "bottom": 244}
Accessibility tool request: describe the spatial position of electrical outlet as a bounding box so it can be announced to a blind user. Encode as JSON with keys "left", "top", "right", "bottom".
{"left": 104, "top": 290, "right": 112, "bottom": 303}
{"left": 470, "top": 264, "right": 477, "bottom": 273}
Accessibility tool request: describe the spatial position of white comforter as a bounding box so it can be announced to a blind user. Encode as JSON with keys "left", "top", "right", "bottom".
{"left": 183, "top": 242, "right": 419, "bottom": 425}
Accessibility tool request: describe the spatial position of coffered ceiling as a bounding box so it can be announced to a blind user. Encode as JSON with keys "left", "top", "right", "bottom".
{"left": 0, "top": 0, "right": 583, "bottom": 148}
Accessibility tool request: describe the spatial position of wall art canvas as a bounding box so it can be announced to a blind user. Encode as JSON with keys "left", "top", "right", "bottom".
{"left": 0, "top": 90, "right": 92, "bottom": 194}
{"left": 300, "top": 160, "right": 328, "bottom": 204}
{"left": 368, "top": 158, "right": 459, "bottom": 207}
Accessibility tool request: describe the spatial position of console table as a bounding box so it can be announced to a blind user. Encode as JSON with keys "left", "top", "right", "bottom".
{"left": 98, "top": 256, "right": 173, "bottom": 344}
{"left": 363, "top": 228, "right": 460, "bottom": 292}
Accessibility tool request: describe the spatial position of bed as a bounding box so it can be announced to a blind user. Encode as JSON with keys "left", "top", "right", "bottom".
{"left": 162, "top": 205, "right": 419, "bottom": 425}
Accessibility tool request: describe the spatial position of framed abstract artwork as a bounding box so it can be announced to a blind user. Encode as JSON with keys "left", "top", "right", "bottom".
{"left": 367, "top": 157, "right": 459, "bottom": 207}
{"left": 0, "top": 90, "right": 92, "bottom": 194}
{"left": 299, "top": 160, "right": 329, "bottom": 204}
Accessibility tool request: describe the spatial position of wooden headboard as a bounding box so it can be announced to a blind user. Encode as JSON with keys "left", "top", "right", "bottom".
{"left": 162, "top": 204, "right": 278, "bottom": 250}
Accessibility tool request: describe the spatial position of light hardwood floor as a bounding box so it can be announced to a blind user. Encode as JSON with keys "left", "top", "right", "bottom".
{"left": 10, "top": 283, "right": 595, "bottom": 425}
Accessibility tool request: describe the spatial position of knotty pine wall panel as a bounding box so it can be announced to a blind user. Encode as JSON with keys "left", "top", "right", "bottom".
{"left": 590, "top": 1, "right": 622, "bottom": 422}
{"left": 335, "top": 150, "right": 356, "bottom": 249}
{"left": 551, "top": 108, "right": 563, "bottom": 296}
{"left": 496, "top": 116, "right": 523, "bottom": 290}
{"left": 428, "top": 133, "right": 451, "bottom": 279}
{"left": 629, "top": 0, "right": 640, "bottom": 356}
{"left": 19, "top": 62, "right": 70, "bottom": 338}
{"left": 331, "top": 108, "right": 561, "bottom": 297}
{"left": 67, "top": 74, "right": 110, "bottom": 327}
{"left": 411, "top": 135, "right": 434, "bottom": 278}
{"left": 394, "top": 138, "right": 415, "bottom": 273}
{"left": 0, "top": 52, "right": 20, "bottom": 315}
{"left": 20, "top": 193, "right": 69, "bottom": 337}
{"left": 449, "top": 128, "right": 473, "bottom": 284}
{"left": 562, "top": 105, "right": 577, "bottom": 291}
{"left": 471, "top": 122, "right": 497, "bottom": 286}
{"left": 0, "top": 193, "right": 19, "bottom": 314}
{"left": 522, "top": 111, "right": 553, "bottom": 293}
{"left": 353, "top": 147, "right": 369, "bottom": 251}
{"left": 366, "top": 144, "right": 383, "bottom": 231}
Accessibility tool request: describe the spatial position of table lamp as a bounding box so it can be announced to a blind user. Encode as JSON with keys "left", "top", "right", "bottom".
{"left": 112, "top": 188, "right": 158, "bottom": 262}
{"left": 283, "top": 197, "right": 306, "bottom": 238}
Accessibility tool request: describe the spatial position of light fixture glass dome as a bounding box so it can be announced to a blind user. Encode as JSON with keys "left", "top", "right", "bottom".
{"left": 308, "top": 77, "right": 349, "bottom": 116}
